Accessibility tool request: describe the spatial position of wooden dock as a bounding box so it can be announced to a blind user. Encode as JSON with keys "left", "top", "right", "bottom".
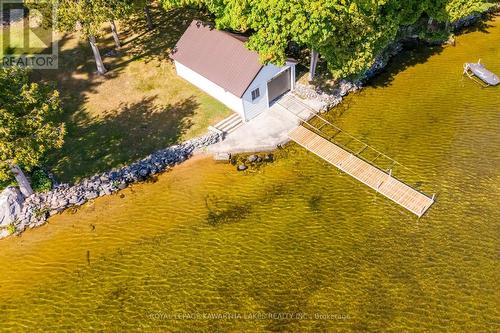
{"left": 289, "top": 125, "right": 434, "bottom": 217}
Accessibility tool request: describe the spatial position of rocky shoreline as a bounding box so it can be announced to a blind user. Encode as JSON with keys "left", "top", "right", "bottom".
{"left": 292, "top": 41, "right": 406, "bottom": 112}
{"left": 1, "top": 9, "right": 495, "bottom": 240}
{"left": 0, "top": 131, "right": 221, "bottom": 239}
{"left": 292, "top": 9, "right": 496, "bottom": 111}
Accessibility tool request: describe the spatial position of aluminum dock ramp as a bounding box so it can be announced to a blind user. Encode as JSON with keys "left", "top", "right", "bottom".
{"left": 288, "top": 125, "right": 435, "bottom": 217}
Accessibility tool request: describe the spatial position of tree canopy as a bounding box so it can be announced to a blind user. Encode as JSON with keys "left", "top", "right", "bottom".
{"left": 426, "top": 0, "right": 494, "bottom": 22}
{"left": 0, "top": 67, "right": 65, "bottom": 181}
{"left": 25, "top": 0, "right": 136, "bottom": 38}
{"left": 161, "top": 0, "right": 494, "bottom": 78}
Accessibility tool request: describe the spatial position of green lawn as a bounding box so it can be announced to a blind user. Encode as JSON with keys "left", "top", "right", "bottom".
{"left": 3, "top": 5, "right": 232, "bottom": 184}
{"left": 0, "top": 19, "right": 54, "bottom": 56}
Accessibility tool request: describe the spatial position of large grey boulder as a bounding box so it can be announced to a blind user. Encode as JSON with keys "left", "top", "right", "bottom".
{"left": 0, "top": 187, "right": 25, "bottom": 227}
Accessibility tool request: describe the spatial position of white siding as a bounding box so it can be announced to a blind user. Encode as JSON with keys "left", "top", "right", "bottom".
{"left": 241, "top": 63, "right": 296, "bottom": 121}
{"left": 241, "top": 64, "right": 280, "bottom": 121}
{"left": 174, "top": 61, "right": 244, "bottom": 116}
{"left": 175, "top": 60, "right": 296, "bottom": 122}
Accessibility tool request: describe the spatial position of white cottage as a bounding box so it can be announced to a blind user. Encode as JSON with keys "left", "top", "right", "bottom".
{"left": 171, "top": 20, "right": 296, "bottom": 121}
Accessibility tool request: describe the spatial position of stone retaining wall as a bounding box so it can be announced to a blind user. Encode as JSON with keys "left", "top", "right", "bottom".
{"left": 0, "top": 131, "right": 221, "bottom": 239}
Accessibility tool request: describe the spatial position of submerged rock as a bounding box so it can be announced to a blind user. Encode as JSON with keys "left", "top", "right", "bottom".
{"left": 247, "top": 154, "right": 258, "bottom": 163}
{"left": 263, "top": 154, "right": 274, "bottom": 162}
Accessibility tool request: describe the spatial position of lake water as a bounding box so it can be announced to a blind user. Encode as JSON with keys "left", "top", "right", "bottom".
{"left": 0, "top": 17, "right": 499, "bottom": 332}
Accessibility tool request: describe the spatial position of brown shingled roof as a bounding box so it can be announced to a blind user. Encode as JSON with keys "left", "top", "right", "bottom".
{"left": 170, "top": 20, "right": 263, "bottom": 98}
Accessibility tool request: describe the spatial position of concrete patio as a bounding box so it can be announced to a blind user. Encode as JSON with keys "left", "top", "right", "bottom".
{"left": 206, "top": 94, "right": 319, "bottom": 154}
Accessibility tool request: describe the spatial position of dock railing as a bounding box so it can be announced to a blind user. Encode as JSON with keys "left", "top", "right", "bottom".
{"left": 278, "top": 94, "right": 437, "bottom": 201}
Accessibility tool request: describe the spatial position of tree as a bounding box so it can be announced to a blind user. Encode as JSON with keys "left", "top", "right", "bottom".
{"left": 110, "top": 20, "right": 121, "bottom": 49}
{"left": 119, "top": 0, "right": 157, "bottom": 31}
{"left": 144, "top": 0, "right": 155, "bottom": 30}
{"left": 64, "top": 0, "right": 110, "bottom": 74}
{"left": 0, "top": 67, "right": 65, "bottom": 196}
{"left": 160, "top": 0, "right": 494, "bottom": 79}
{"left": 26, "top": 0, "right": 111, "bottom": 74}
{"left": 102, "top": 0, "right": 157, "bottom": 50}
{"left": 106, "top": 0, "right": 137, "bottom": 49}
{"left": 426, "top": 0, "right": 493, "bottom": 23}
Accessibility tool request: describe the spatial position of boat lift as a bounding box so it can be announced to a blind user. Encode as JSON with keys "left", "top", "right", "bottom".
{"left": 463, "top": 60, "right": 500, "bottom": 87}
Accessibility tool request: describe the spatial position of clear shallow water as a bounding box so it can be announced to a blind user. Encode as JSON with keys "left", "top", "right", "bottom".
{"left": 0, "top": 18, "right": 499, "bottom": 332}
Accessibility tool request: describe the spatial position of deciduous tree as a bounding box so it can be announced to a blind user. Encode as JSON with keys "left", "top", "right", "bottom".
{"left": 0, "top": 67, "right": 65, "bottom": 195}
{"left": 160, "top": 0, "right": 494, "bottom": 79}
{"left": 27, "top": 0, "right": 113, "bottom": 74}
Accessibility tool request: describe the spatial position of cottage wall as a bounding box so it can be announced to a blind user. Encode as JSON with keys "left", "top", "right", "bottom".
{"left": 241, "top": 63, "right": 296, "bottom": 121}
{"left": 174, "top": 60, "right": 245, "bottom": 117}
{"left": 176, "top": 60, "right": 296, "bottom": 122}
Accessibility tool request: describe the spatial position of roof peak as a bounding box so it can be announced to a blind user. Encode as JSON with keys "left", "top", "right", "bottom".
{"left": 171, "top": 19, "right": 263, "bottom": 98}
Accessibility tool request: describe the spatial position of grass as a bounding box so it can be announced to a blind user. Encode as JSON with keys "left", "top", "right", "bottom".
{"left": 0, "top": 18, "right": 54, "bottom": 56}
{"left": 3, "top": 5, "right": 232, "bottom": 184}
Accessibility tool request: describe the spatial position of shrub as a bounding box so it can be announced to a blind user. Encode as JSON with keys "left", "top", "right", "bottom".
{"left": 7, "top": 224, "right": 16, "bottom": 235}
{"left": 31, "top": 169, "right": 53, "bottom": 192}
{"left": 0, "top": 178, "right": 16, "bottom": 191}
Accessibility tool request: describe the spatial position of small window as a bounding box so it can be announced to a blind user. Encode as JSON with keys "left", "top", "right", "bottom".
{"left": 251, "top": 88, "right": 260, "bottom": 101}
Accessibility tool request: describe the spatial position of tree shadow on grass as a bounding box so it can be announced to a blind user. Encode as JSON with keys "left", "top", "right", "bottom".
{"left": 47, "top": 96, "right": 198, "bottom": 183}
{"left": 33, "top": 5, "right": 203, "bottom": 107}
{"left": 32, "top": 33, "right": 108, "bottom": 121}
{"left": 28, "top": 6, "right": 210, "bottom": 183}
{"left": 109, "top": 6, "right": 214, "bottom": 71}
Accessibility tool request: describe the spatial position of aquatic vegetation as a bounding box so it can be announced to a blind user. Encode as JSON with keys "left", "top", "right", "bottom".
{"left": 205, "top": 195, "right": 253, "bottom": 226}
{"left": 308, "top": 194, "right": 323, "bottom": 212}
